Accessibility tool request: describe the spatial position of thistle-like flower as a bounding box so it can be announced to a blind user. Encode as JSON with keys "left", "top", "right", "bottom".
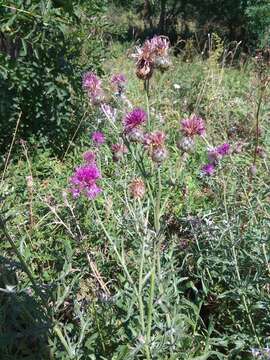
{"left": 70, "top": 164, "right": 102, "bottom": 200}
{"left": 202, "top": 163, "right": 215, "bottom": 176}
{"left": 123, "top": 108, "right": 147, "bottom": 134}
{"left": 92, "top": 131, "right": 105, "bottom": 146}
{"left": 129, "top": 178, "right": 145, "bottom": 200}
{"left": 83, "top": 151, "right": 96, "bottom": 164}
{"left": 208, "top": 143, "right": 230, "bottom": 163}
{"left": 82, "top": 72, "right": 104, "bottom": 105}
{"left": 144, "top": 130, "right": 167, "bottom": 163}
{"left": 181, "top": 116, "right": 206, "bottom": 137}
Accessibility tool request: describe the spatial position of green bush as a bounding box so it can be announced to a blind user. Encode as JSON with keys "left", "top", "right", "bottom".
{"left": 0, "top": 0, "right": 107, "bottom": 155}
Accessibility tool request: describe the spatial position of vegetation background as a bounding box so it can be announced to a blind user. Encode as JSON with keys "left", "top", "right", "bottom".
{"left": 0, "top": 0, "right": 269, "bottom": 359}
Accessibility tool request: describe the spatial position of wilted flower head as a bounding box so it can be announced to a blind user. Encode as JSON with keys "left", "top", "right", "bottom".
{"left": 83, "top": 150, "right": 96, "bottom": 164}
{"left": 123, "top": 108, "right": 147, "bottom": 134}
{"left": 129, "top": 178, "right": 145, "bottom": 200}
{"left": 133, "top": 36, "right": 171, "bottom": 78}
{"left": 82, "top": 72, "right": 103, "bottom": 105}
{"left": 92, "top": 131, "right": 105, "bottom": 146}
{"left": 202, "top": 163, "right": 215, "bottom": 176}
{"left": 133, "top": 40, "right": 156, "bottom": 80}
{"left": 111, "top": 73, "right": 126, "bottom": 94}
{"left": 70, "top": 164, "right": 102, "bottom": 200}
{"left": 181, "top": 116, "right": 206, "bottom": 137}
{"left": 111, "top": 143, "right": 128, "bottom": 162}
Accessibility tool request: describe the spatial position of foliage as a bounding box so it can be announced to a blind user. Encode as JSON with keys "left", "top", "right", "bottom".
{"left": 0, "top": 37, "right": 269, "bottom": 359}
{"left": 0, "top": 0, "right": 107, "bottom": 155}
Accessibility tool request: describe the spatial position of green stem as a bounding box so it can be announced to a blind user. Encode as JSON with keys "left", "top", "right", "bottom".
{"left": 154, "top": 168, "right": 162, "bottom": 234}
{"left": 253, "top": 85, "right": 264, "bottom": 166}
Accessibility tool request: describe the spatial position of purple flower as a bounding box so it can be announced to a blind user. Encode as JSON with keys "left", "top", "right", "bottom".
{"left": 92, "top": 131, "right": 105, "bottom": 146}
{"left": 181, "top": 116, "right": 206, "bottom": 137}
{"left": 123, "top": 108, "right": 147, "bottom": 134}
{"left": 82, "top": 72, "right": 103, "bottom": 105}
{"left": 70, "top": 164, "right": 102, "bottom": 200}
{"left": 83, "top": 151, "right": 96, "bottom": 164}
{"left": 208, "top": 143, "right": 230, "bottom": 163}
{"left": 216, "top": 143, "right": 230, "bottom": 156}
{"left": 202, "top": 163, "right": 215, "bottom": 176}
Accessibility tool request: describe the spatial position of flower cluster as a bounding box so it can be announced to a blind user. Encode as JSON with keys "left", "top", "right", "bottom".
{"left": 202, "top": 143, "right": 230, "bottom": 176}
{"left": 70, "top": 163, "right": 102, "bottom": 200}
{"left": 133, "top": 35, "right": 171, "bottom": 80}
{"left": 82, "top": 72, "right": 104, "bottom": 105}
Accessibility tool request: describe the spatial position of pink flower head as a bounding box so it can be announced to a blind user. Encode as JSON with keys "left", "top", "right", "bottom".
{"left": 181, "top": 116, "right": 206, "bottom": 137}
{"left": 92, "top": 131, "right": 105, "bottom": 146}
{"left": 151, "top": 35, "right": 170, "bottom": 57}
{"left": 123, "top": 108, "right": 147, "bottom": 134}
{"left": 202, "top": 163, "right": 215, "bottom": 176}
{"left": 144, "top": 130, "right": 166, "bottom": 149}
{"left": 83, "top": 151, "right": 96, "bottom": 164}
{"left": 70, "top": 164, "right": 102, "bottom": 200}
{"left": 82, "top": 72, "right": 103, "bottom": 105}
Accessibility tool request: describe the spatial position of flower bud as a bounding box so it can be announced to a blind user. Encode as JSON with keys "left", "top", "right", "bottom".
{"left": 151, "top": 146, "right": 168, "bottom": 163}
{"left": 177, "top": 137, "right": 195, "bottom": 153}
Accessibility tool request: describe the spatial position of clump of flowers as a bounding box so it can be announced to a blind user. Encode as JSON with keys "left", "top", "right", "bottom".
{"left": 83, "top": 150, "right": 96, "bottom": 164}
{"left": 129, "top": 178, "right": 145, "bottom": 200}
{"left": 82, "top": 72, "right": 104, "bottom": 105}
{"left": 111, "top": 143, "right": 128, "bottom": 162}
{"left": 111, "top": 73, "right": 126, "bottom": 95}
{"left": 92, "top": 131, "right": 105, "bottom": 146}
{"left": 70, "top": 164, "right": 102, "bottom": 199}
{"left": 180, "top": 116, "right": 206, "bottom": 137}
{"left": 144, "top": 130, "right": 167, "bottom": 163}
{"left": 123, "top": 108, "right": 147, "bottom": 141}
